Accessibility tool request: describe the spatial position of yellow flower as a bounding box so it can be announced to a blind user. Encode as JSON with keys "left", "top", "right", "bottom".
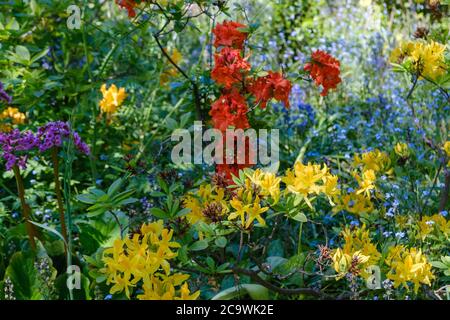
{"left": 391, "top": 40, "right": 447, "bottom": 81}
{"left": 417, "top": 214, "right": 450, "bottom": 240}
{"left": 183, "top": 184, "right": 228, "bottom": 225}
{"left": 386, "top": 246, "right": 435, "bottom": 293}
{"left": 244, "top": 197, "right": 269, "bottom": 229}
{"left": 0, "top": 107, "right": 26, "bottom": 132}
{"left": 283, "top": 162, "right": 334, "bottom": 208}
{"left": 394, "top": 142, "right": 410, "bottom": 158}
{"left": 246, "top": 169, "right": 281, "bottom": 203}
{"left": 331, "top": 225, "right": 380, "bottom": 280}
{"left": 176, "top": 282, "right": 201, "bottom": 300}
{"left": 410, "top": 40, "right": 446, "bottom": 81}
{"left": 443, "top": 141, "right": 450, "bottom": 167}
{"left": 322, "top": 173, "right": 340, "bottom": 206}
{"left": 354, "top": 169, "right": 376, "bottom": 198}
{"left": 100, "top": 220, "right": 196, "bottom": 299}
{"left": 160, "top": 48, "right": 183, "bottom": 86}
{"left": 332, "top": 191, "right": 374, "bottom": 216}
{"left": 332, "top": 249, "right": 370, "bottom": 280}
{"left": 228, "top": 198, "right": 249, "bottom": 225}
{"left": 99, "top": 84, "right": 127, "bottom": 114}
{"left": 354, "top": 149, "right": 393, "bottom": 175}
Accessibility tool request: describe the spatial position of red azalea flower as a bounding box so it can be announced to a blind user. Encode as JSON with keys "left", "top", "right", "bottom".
{"left": 210, "top": 90, "right": 250, "bottom": 132}
{"left": 213, "top": 20, "right": 248, "bottom": 50}
{"left": 211, "top": 48, "right": 251, "bottom": 89}
{"left": 116, "top": 0, "right": 139, "bottom": 17}
{"left": 248, "top": 71, "right": 292, "bottom": 108}
{"left": 304, "top": 50, "right": 341, "bottom": 96}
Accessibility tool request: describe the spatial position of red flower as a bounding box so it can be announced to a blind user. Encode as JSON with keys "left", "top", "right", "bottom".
{"left": 248, "top": 71, "right": 292, "bottom": 108}
{"left": 116, "top": 0, "right": 139, "bottom": 17}
{"left": 304, "top": 50, "right": 341, "bottom": 96}
{"left": 211, "top": 48, "right": 251, "bottom": 89}
{"left": 213, "top": 20, "right": 248, "bottom": 50}
{"left": 210, "top": 90, "right": 250, "bottom": 132}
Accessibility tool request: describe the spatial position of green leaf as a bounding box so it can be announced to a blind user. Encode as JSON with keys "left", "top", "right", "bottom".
{"left": 5, "top": 252, "right": 41, "bottom": 300}
{"left": 212, "top": 284, "right": 269, "bottom": 300}
{"left": 190, "top": 240, "right": 209, "bottom": 251}
{"left": 76, "top": 194, "right": 97, "bottom": 204}
{"left": 107, "top": 178, "right": 123, "bottom": 196}
{"left": 15, "top": 45, "right": 31, "bottom": 62}
{"left": 291, "top": 212, "right": 307, "bottom": 223}
{"left": 150, "top": 207, "right": 168, "bottom": 219}
{"left": 214, "top": 236, "right": 227, "bottom": 248}
{"left": 29, "top": 221, "right": 67, "bottom": 248}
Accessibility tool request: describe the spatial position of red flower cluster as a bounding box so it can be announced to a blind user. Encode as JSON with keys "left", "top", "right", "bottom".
{"left": 211, "top": 48, "right": 251, "bottom": 89}
{"left": 116, "top": 0, "right": 141, "bottom": 17}
{"left": 209, "top": 21, "right": 292, "bottom": 182}
{"left": 210, "top": 91, "right": 250, "bottom": 131}
{"left": 213, "top": 21, "right": 248, "bottom": 50}
{"left": 248, "top": 71, "right": 292, "bottom": 108}
{"left": 304, "top": 50, "right": 341, "bottom": 96}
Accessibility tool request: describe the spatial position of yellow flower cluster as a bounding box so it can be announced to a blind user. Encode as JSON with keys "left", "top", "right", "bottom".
{"left": 228, "top": 171, "right": 279, "bottom": 228}
{"left": 394, "top": 142, "right": 411, "bottom": 158}
{"left": 0, "top": 107, "right": 26, "bottom": 132}
{"left": 101, "top": 220, "right": 199, "bottom": 300}
{"left": 183, "top": 170, "right": 281, "bottom": 229}
{"left": 99, "top": 84, "right": 127, "bottom": 115}
{"left": 353, "top": 149, "right": 393, "bottom": 175}
{"left": 183, "top": 184, "right": 228, "bottom": 225}
{"left": 385, "top": 246, "right": 435, "bottom": 293}
{"left": 247, "top": 169, "right": 281, "bottom": 204}
{"left": 332, "top": 149, "right": 394, "bottom": 216}
{"left": 417, "top": 214, "right": 450, "bottom": 240}
{"left": 282, "top": 162, "right": 340, "bottom": 208}
{"left": 391, "top": 40, "right": 447, "bottom": 81}
{"left": 332, "top": 225, "right": 381, "bottom": 279}
{"left": 160, "top": 48, "right": 183, "bottom": 86}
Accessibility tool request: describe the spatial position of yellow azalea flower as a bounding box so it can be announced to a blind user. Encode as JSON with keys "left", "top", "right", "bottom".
{"left": 391, "top": 40, "right": 447, "bottom": 81}
{"left": 341, "top": 225, "right": 381, "bottom": 267}
{"left": 183, "top": 184, "right": 228, "bottom": 225}
{"left": 99, "top": 84, "right": 127, "bottom": 115}
{"left": 322, "top": 173, "right": 340, "bottom": 206}
{"left": 331, "top": 225, "right": 380, "bottom": 280}
{"left": 417, "top": 214, "right": 450, "bottom": 240}
{"left": 176, "top": 282, "right": 201, "bottom": 300}
{"left": 244, "top": 197, "right": 269, "bottom": 229}
{"left": 0, "top": 107, "right": 26, "bottom": 132}
{"left": 100, "top": 220, "right": 196, "bottom": 299}
{"left": 332, "top": 249, "right": 370, "bottom": 280}
{"left": 394, "top": 142, "right": 410, "bottom": 158}
{"left": 332, "top": 191, "right": 374, "bottom": 216}
{"left": 354, "top": 149, "right": 393, "bottom": 175}
{"left": 283, "top": 162, "right": 328, "bottom": 208}
{"left": 354, "top": 169, "right": 376, "bottom": 198}
{"left": 228, "top": 198, "right": 250, "bottom": 225}
{"left": 443, "top": 141, "right": 450, "bottom": 167}
{"left": 246, "top": 169, "right": 281, "bottom": 203}
{"left": 160, "top": 48, "right": 183, "bottom": 86}
{"left": 386, "top": 246, "right": 435, "bottom": 293}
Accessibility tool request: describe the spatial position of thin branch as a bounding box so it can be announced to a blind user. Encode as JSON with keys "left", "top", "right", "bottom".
{"left": 232, "top": 266, "right": 334, "bottom": 299}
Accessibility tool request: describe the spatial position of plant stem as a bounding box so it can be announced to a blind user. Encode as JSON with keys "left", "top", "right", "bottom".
{"left": 51, "top": 147, "right": 68, "bottom": 248}
{"left": 297, "top": 222, "right": 303, "bottom": 255}
{"left": 12, "top": 165, "right": 36, "bottom": 250}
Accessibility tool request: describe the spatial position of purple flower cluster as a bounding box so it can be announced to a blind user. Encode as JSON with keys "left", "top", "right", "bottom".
{"left": 37, "top": 121, "right": 90, "bottom": 155}
{"left": 0, "top": 81, "right": 12, "bottom": 104}
{"left": 0, "top": 129, "right": 39, "bottom": 170}
{"left": 0, "top": 121, "right": 90, "bottom": 171}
